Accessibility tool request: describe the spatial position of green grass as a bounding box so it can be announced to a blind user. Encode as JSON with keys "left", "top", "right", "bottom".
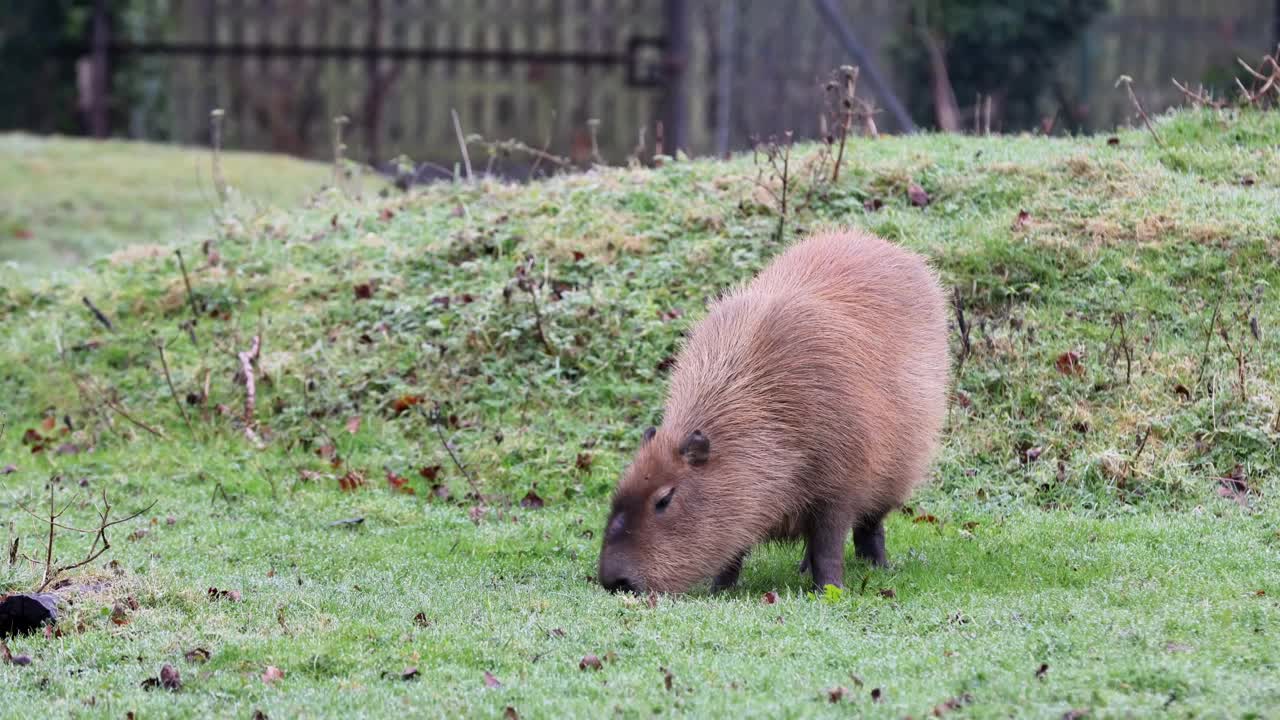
{"left": 0, "top": 133, "right": 338, "bottom": 271}
{"left": 2, "top": 109, "right": 1279, "bottom": 718}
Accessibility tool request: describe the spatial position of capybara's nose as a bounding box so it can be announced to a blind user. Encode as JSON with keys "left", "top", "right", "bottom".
{"left": 600, "top": 574, "right": 638, "bottom": 594}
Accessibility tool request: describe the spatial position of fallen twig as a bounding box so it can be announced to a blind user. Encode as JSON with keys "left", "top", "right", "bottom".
{"left": 1116, "top": 76, "right": 1163, "bottom": 146}
{"left": 155, "top": 336, "right": 194, "bottom": 434}
{"left": 420, "top": 404, "right": 481, "bottom": 499}
{"left": 238, "top": 335, "right": 262, "bottom": 443}
{"left": 451, "top": 108, "right": 474, "bottom": 183}
{"left": 175, "top": 249, "right": 200, "bottom": 327}
{"left": 82, "top": 297, "right": 114, "bottom": 332}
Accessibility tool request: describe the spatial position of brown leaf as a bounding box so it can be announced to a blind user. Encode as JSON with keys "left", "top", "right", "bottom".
{"left": 262, "top": 665, "right": 285, "bottom": 684}
{"left": 391, "top": 394, "right": 424, "bottom": 416}
{"left": 1106, "top": 136, "right": 1120, "bottom": 146}
{"left": 353, "top": 283, "right": 373, "bottom": 300}
{"left": 878, "top": 588, "right": 896, "bottom": 599}
{"left": 41, "top": 416, "right": 55, "bottom": 432}
{"left": 504, "top": 707, "right": 520, "bottom": 720}
{"left": 419, "top": 465, "right": 442, "bottom": 481}
{"left": 380, "top": 208, "right": 396, "bottom": 221}
{"left": 160, "top": 664, "right": 182, "bottom": 691}
{"left": 827, "top": 686, "right": 847, "bottom": 703}
{"left": 1013, "top": 210, "right": 1031, "bottom": 230}
{"left": 1035, "top": 662, "right": 1049, "bottom": 679}
{"left": 399, "top": 667, "right": 420, "bottom": 681}
{"left": 207, "top": 587, "right": 242, "bottom": 602}
{"left": 549, "top": 628, "right": 566, "bottom": 638}
{"left": 1055, "top": 351, "right": 1085, "bottom": 376}
{"left": 931, "top": 693, "right": 973, "bottom": 716}
{"left": 1062, "top": 710, "right": 1090, "bottom": 720}
{"left": 1173, "top": 384, "right": 1191, "bottom": 401}
{"left": 520, "top": 488, "right": 545, "bottom": 509}
{"left": 0, "top": 639, "right": 31, "bottom": 666}
{"left": 579, "top": 654, "right": 603, "bottom": 671}
{"left": 913, "top": 513, "right": 939, "bottom": 524}
{"left": 962, "top": 521, "right": 979, "bottom": 531}
{"left": 656, "top": 355, "right": 677, "bottom": 374}
{"left": 908, "top": 183, "right": 931, "bottom": 207}
{"left": 662, "top": 666, "right": 673, "bottom": 691}
{"left": 469, "top": 505, "right": 487, "bottom": 525}
{"left": 344, "top": 416, "right": 362, "bottom": 434}
{"left": 863, "top": 197, "right": 884, "bottom": 212}
{"left": 184, "top": 647, "right": 211, "bottom": 663}
{"left": 386, "top": 470, "right": 414, "bottom": 495}
{"left": 338, "top": 470, "right": 367, "bottom": 492}
{"left": 413, "top": 612, "right": 432, "bottom": 627}
{"left": 871, "top": 687, "right": 882, "bottom": 703}
{"left": 483, "top": 670, "right": 502, "bottom": 688}
{"left": 1164, "top": 642, "right": 1193, "bottom": 653}
{"left": 575, "top": 452, "right": 594, "bottom": 473}
{"left": 1024, "top": 446, "right": 1044, "bottom": 463}
{"left": 110, "top": 601, "right": 131, "bottom": 626}
{"left": 762, "top": 591, "right": 778, "bottom": 604}
{"left": 430, "top": 483, "right": 451, "bottom": 501}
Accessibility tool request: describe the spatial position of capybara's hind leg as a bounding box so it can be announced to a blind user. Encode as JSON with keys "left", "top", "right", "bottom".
{"left": 807, "top": 513, "right": 854, "bottom": 589}
{"left": 853, "top": 513, "right": 887, "bottom": 567}
{"left": 712, "top": 551, "right": 747, "bottom": 591}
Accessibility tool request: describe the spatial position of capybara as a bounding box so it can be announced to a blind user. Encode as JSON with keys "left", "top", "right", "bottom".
{"left": 598, "top": 229, "right": 950, "bottom": 593}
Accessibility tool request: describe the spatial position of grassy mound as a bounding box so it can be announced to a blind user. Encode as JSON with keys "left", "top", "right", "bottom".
{"left": 1, "top": 110, "right": 1278, "bottom": 718}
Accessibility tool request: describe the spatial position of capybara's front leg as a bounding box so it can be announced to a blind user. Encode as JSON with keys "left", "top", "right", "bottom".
{"left": 853, "top": 513, "right": 888, "bottom": 567}
{"left": 712, "top": 551, "right": 747, "bottom": 591}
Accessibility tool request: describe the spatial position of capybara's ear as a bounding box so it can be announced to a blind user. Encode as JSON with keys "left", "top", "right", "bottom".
{"left": 679, "top": 430, "right": 710, "bottom": 466}
{"left": 642, "top": 426, "right": 657, "bottom": 445}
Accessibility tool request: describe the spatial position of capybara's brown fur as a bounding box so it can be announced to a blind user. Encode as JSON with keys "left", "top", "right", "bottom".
{"left": 598, "top": 229, "right": 950, "bottom": 593}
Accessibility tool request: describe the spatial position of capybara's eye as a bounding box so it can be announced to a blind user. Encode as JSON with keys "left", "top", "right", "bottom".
{"left": 654, "top": 487, "right": 675, "bottom": 513}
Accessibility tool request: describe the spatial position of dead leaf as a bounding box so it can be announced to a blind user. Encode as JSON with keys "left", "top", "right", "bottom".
{"left": 575, "top": 453, "right": 593, "bottom": 472}
{"left": 110, "top": 601, "right": 130, "bottom": 626}
{"left": 863, "top": 197, "right": 883, "bottom": 212}
{"left": 345, "top": 416, "right": 362, "bottom": 434}
{"left": 931, "top": 693, "right": 973, "bottom": 716}
{"left": 662, "top": 666, "right": 673, "bottom": 691}
{"left": 1062, "top": 710, "right": 1090, "bottom": 720}
{"left": 962, "top": 521, "right": 979, "bottom": 531}
{"left": 160, "top": 664, "right": 182, "bottom": 691}
{"left": 878, "top": 588, "right": 896, "bottom": 599}
{"left": 1055, "top": 351, "right": 1085, "bottom": 376}
{"left": 1173, "top": 384, "right": 1191, "bottom": 401}
{"left": 1035, "top": 662, "right": 1049, "bottom": 679}
{"left": 1242, "top": 176, "right": 1256, "bottom": 187}
{"left": 469, "top": 505, "right": 488, "bottom": 525}
{"left": 391, "top": 395, "right": 424, "bottom": 416}
{"left": 398, "top": 667, "right": 420, "bottom": 681}
{"left": 353, "top": 283, "right": 373, "bottom": 300}
{"left": 1216, "top": 464, "right": 1251, "bottom": 506}
{"left": 1013, "top": 210, "right": 1031, "bottom": 230}
{"left": 430, "top": 483, "right": 451, "bottom": 501}
{"left": 386, "top": 470, "right": 414, "bottom": 495}
{"left": 579, "top": 654, "right": 603, "bottom": 671}
{"left": 262, "top": 665, "right": 285, "bottom": 684}
{"left": 520, "top": 488, "right": 545, "bottom": 509}
{"left": 762, "top": 591, "right": 778, "bottom": 604}
{"left": 1024, "top": 446, "right": 1044, "bottom": 464}
{"left": 0, "top": 639, "right": 31, "bottom": 666}
{"left": 913, "top": 513, "right": 939, "bottom": 524}
{"left": 184, "top": 647, "right": 211, "bottom": 663}
{"left": 871, "top": 687, "right": 882, "bottom": 703}
{"left": 549, "top": 628, "right": 566, "bottom": 638}
{"left": 827, "top": 686, "right": 847, "bottom": 703}
{"left": 41, "top": 416, "right": 55, "bottom": 432}
{"left": 483, "top": 670, "right": 502, "bottom": 688}
{"left": 207, "top": 587, "right": 242, "bottom": 602}
{"left": 338, "top": 470, "right": 367, "bottom": 492}
{"left": 413, "top": 612, "right": 431, "bottom": 627}
{"left": 419, "top": 465, "right": 442, "bottom": 481}
{"left": 504, "top": 707, "right": 520, "bottom": 720}
{"left": 908, "top": 183, "right": 930, "bottom": 207}
{"left": 1106, "top": 136, "right": 1120, "bottom": 146}
{"left": 646, "top": 591, "right": 658, "bottom": 609}
{"left": 55, "top": 443, "right": 82, "bottom": 456}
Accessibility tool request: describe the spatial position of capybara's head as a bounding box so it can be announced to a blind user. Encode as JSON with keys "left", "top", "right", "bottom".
{"left": 598, "top": 426, "right": 731, "bottom": 593}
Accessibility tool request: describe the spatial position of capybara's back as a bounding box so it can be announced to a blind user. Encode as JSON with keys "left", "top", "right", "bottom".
{"left": 599, "top": 229, "right": 950, "bottom": 593}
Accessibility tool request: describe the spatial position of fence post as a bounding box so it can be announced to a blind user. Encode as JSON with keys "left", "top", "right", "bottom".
{"left": 90, "top": 0, "right": 110, "bottom": 138}
{"left": 663, "top": 0, "right": 689, "bottom": 154}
